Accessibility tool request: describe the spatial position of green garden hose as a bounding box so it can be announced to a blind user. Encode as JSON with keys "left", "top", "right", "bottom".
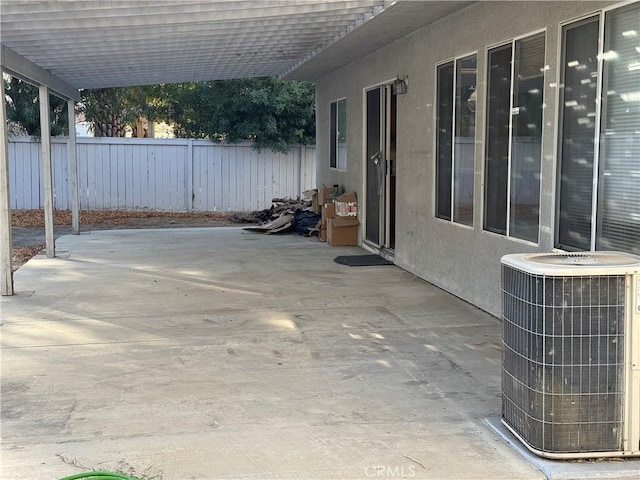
{"left": 58, "top": 471, "right": 142, "bottom": 480}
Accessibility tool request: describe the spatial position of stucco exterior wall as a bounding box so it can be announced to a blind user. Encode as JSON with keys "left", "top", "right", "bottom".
{"left": 315, "top": 1, "right": 618, "bottom": 317}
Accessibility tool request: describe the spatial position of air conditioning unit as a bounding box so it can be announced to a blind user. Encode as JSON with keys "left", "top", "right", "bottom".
{"left": 501, "top": 251, "right": 640, "bottom": 459}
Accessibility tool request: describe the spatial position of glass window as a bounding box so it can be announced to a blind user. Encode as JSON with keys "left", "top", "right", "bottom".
{"left": 435, "top": 54, "right": 477, "bottom": 225}
{"left": 557, "top": 2, "right": 640, "bottom": 255}
{"left": 597, "top": 3, "right": 640, "bottom": 253}
{"left": 454, "top": 55, "right": 477, "bottom": 225}
{"left": 484, "top": 32, "right": 545, "bottom": 242}
{"left": 330, "top": 98, "right": 347, "bottom": 170}
{"left": 436, "top": 62, "right": 454, "bottom": 220}
{"left": 557, "top": 18, "right": 599, "bottom": 250}
{"left": 484, "top": 45, "right": 513, "bottom": 235}
{"left": 509, "top": 34, "right": 545, "bottom": 242}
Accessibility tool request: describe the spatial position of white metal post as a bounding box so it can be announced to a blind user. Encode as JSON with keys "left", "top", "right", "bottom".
{"left": 39, "top": 85, "right": 55, "bottom": 258}
{"left": 0, "top": 74, "right": 14, "bottom": 295}
{"left": 67, "top": 99, "right": 79, "bottom": 234}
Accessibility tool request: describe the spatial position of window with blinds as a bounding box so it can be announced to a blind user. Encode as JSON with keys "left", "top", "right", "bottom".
{"left": 557, "top": 17, "right": 599, "bottom": 251}
{"left": 484, "top": 32, "right": 545, "bottom": 242}
{"left": 557, "top": 2, "right": 640, "bottom": 255}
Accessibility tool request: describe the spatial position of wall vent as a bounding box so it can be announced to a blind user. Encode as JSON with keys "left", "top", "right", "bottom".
{"left": 501, "top": 252, "right": 640, "bottom": 458}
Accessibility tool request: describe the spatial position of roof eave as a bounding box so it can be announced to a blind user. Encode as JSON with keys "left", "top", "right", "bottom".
{"left": 283, "top": 0, "right": 474, "bottom": 82}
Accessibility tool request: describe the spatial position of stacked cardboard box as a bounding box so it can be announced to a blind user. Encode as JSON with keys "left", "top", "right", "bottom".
{"left": 317, "top": 187, "right": 334, "bottom": 212}
{"left": 335, "top": 192, "right": 358, "bottom": 217}
{"left": 319, "top": 203, "right": 333, "bottom": 242}
{"left": 317, "top": 191, "right": 359, "bottom": 246}
{"left": 327, "top": 216, "right": 359, "bottom": 246}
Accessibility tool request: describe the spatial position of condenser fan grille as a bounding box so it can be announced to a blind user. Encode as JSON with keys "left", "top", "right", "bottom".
{"left": 501, "top": 265, "right": 626, "bottom": 453}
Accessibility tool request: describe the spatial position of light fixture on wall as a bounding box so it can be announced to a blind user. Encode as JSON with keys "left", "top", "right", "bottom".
{"left": 393, "top": 76, "right": 408, "bottom": 95}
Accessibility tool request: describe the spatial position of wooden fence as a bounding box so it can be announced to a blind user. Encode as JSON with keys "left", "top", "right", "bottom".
{"left": 8, "top": 137, "right": 316, "bottom": 212}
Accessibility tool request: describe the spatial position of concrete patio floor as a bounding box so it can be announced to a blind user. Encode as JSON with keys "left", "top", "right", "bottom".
{"left": 0, "top": 227, "right": 571, "bottom": 479}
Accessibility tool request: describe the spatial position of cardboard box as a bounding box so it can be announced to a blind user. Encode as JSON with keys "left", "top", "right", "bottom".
{"left": 327, "top": 217, "right": 359, "bottom": 246}
{"left": 335, "top": 192, "right": 358, "bottom": 217}
{"left": 319, "top": 204, "right": 335, "bottom": 242}
{"left": 319, "top": 221, "right": 327, "bottom": 242}
{"left": 322, "top": 203, "right": 336, "bottom": 221}
{"left": 317, "top": 187, "right": 334, "bottom": 207}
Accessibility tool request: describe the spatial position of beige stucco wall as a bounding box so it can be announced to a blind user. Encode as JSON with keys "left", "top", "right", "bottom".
{"left": 315, "top": 1, "right": 618, "bottom": 317}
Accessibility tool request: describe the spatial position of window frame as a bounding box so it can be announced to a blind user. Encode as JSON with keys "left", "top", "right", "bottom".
{"left": 554, "top": 14, "right": 600, "bottom": 252}
{"left": 434, "top": 52, "right": 478, "bottom": 227}
{"left": 482, "top": 29, "right": 547, "bottom": 244}
{"left": 330, "top": 97, "right": 347, "bottom": 170}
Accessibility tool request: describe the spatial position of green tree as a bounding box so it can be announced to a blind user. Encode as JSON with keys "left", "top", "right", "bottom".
{"left": 81, "top": 88, "right": 127, "bottom": 137}
{"left": 3, "top": 76, "right": 69, "bottom": 136}
{"left": 80, "top": 85, "right": 162, "bottom": 137}
{"left": 165, "top": 77, "right": 316, "bottom": 152}
{"left": 78, "top": 78, "right": 315, "bottom": 151}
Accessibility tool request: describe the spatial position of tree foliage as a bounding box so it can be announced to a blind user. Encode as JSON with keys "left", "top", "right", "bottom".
{"left": 3, "top": 77, "right": 69, "bottom": 136}
{"left": 81, "top": 88, "right": 129, "bottom": 137}
{"left": 163, "top": 78, "right": 316, "bottom": 152}
{"left": 80, "top": 85, "right": 163, "bottom": 137}
{"left": 5, "top": 75, "right": 316, "bottom": 152}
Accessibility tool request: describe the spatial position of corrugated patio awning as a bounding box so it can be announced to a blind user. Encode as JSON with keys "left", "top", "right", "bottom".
{"left": 0, "top": 0, "right": 472, "bottom": 90}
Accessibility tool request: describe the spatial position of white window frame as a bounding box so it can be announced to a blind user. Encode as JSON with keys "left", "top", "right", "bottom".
{"left": 330, "top": 97, "right": 347, "bottom": 170}
{"left": 434, "top": 52, "right": 478, "bottom": 227}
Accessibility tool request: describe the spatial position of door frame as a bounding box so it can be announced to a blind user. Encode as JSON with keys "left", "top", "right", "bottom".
{"left": 362, "top": 79, "right": 397, "bottom": 254}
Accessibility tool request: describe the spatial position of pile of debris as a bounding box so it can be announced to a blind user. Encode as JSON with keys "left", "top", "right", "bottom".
{"left": 232, "top": 197, "right": 321, "bottom": 236}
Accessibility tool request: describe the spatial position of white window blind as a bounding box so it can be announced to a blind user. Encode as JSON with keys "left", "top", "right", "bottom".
{"left": 596, "top": 3, "right": 640, "bottom": 253}
{"left": 557, "top": 2, "right": 639, "bottom": 255}
{"left": 557, "top": 17, "right": 599, "bottom": 250}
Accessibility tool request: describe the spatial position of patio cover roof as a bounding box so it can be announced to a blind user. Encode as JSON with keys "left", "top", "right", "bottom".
{"left": 0, "top": 0, "right": 472, "bottom": 93}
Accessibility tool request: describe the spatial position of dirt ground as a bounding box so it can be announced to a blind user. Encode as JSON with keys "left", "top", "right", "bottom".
{"left": 11, "top": 209, "right": 243, "bottom": 271}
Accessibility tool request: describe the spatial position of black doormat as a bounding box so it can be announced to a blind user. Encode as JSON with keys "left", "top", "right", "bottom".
{"left": 334, "top": 254, "right": 394, "bottom": 267}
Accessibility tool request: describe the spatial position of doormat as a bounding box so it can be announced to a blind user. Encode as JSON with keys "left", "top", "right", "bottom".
{"left": 334, "top": 255, "right": 394, "bottom": 267}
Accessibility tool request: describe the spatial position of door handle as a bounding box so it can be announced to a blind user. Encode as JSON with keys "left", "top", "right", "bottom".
{"left": 370, "top": 151, "right": 382, "bottom": 165}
